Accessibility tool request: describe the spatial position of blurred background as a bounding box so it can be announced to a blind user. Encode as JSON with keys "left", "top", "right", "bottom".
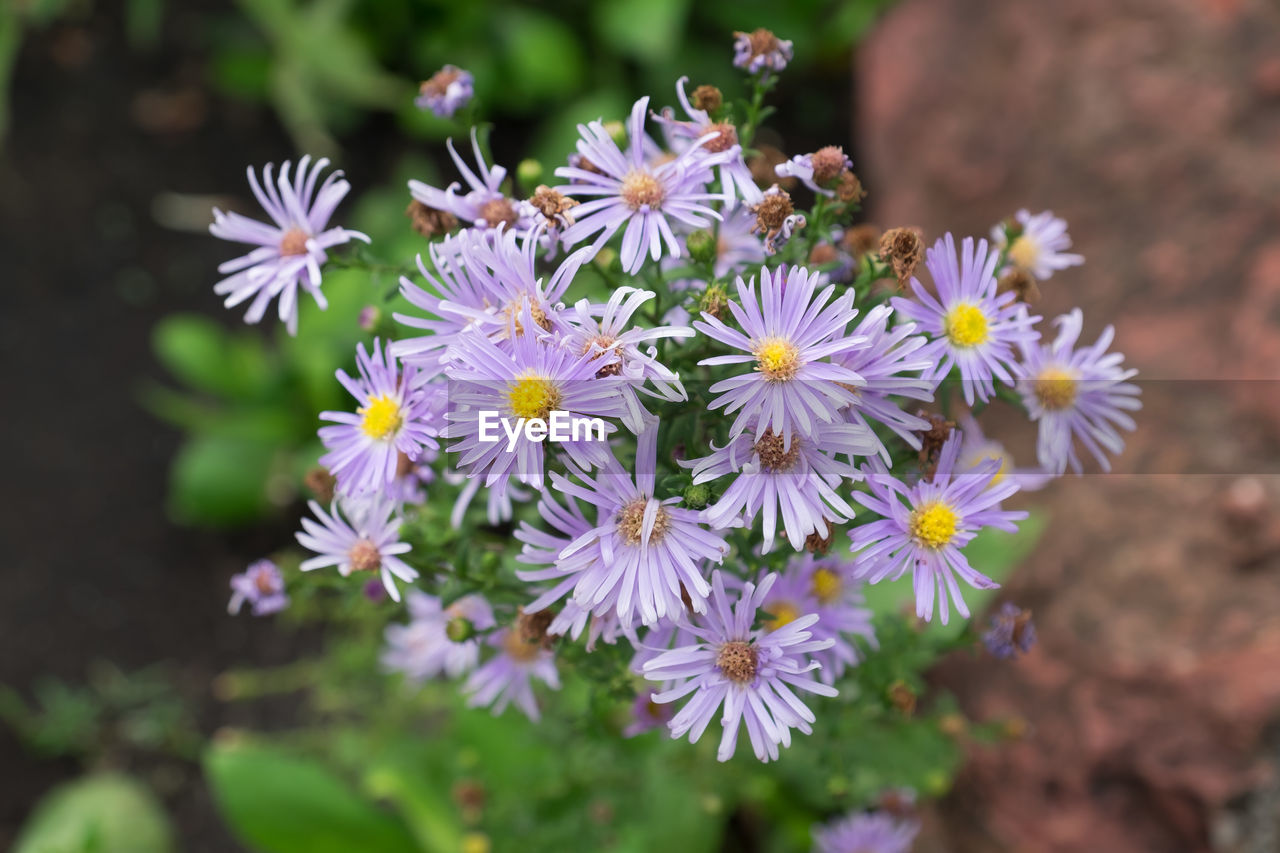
{"left": 4, "top": 0, "right": 1280, "bottom": 850}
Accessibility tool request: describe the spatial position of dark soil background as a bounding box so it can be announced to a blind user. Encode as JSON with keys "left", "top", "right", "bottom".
{"left": 5, "top": 0, "right": 1280, "bottom": 850}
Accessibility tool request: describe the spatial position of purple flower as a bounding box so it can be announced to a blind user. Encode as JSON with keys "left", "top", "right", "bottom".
{"left": 849, "top": 434, "right": 1027, "bottom": 624}
{"left": 415, "top": 65, "right": 473, "bottom": 118}
{"left": 408, "top": 129, "right": 536, "bottom": 234}
{"left": 624, "top": 689, "right": 675, "bottom": 737}
{"left": 992, "top": 209, "right": 1084, "bottom": 281}
{"left": 956, "top": 412, "right": 1052, "bottom": 491}
{"left": 210, "top": 157, "right": 369, "bottom": 335}
{"left": 775, "top": 148, "right": 852, "bottom": 197}
{"left": 555, "top": 97, "right": 728, "bottom": 273}
{"left": 227, "top": 559, "right": 288, "bottom": 616}
{"left": 642, "top": 571, "right": 837, "bottom": 762}
{"left": 732, "top": 29, "right": 793, "bottom": 75}
{"left": 655, "top": 77, "right": 762, "bottom": 205}
{"left": 983, "top": 601, "right": 1036, "bottom": 659}
{"left": 1016, "top": 308, "right": 1140, "bottom": 475}
{"left": 517, "top": 425, "right": 731, "bottom": 629}
{"left": 318, "top": 339, "right": 441, "bottom": 497}
{"left": 695, "top": 265, "right": 866, "bottom": 445}
{"left": 382, "top": 591, "right": 495, "bottom": 681}
{"left": 463, "top": 628, "right": 560, "bottom": 722}
{"left": 296, "top": 494, "right": 418, "bottom": 602}
{"left": 687, "top": 419, "right": 874, "bottom": 552}
{"left": 811, "top": 810, "right": 920, "bottom": 853}
{"left": 892, "top": 233, "right": 1041, "bottom": 406}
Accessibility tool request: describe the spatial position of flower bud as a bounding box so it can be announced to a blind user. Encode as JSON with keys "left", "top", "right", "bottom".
{"left": 686, "top": 229, "right": 717, "bottom": 264}
{"left": 683, "top": 482, "right": 712, "bottom": 509}
{"left": 516, "top": 158, "right": 543, "bottom": 188}
{"left": 446, "top": 616, "right": 477, "bottom": 643}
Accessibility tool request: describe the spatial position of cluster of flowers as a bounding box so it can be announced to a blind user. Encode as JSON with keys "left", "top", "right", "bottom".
{"left": 214, "top": 28, "right": 1139, "bottom": 786}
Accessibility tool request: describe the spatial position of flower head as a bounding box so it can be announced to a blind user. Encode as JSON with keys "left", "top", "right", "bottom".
{"left": 775, "top": 146, "right": 852, "bottom": 197}
{"left": 732, "top": 28, "right": 793, "bottom": 75}
{"left": 811, "top": 810, "right": 921, "bottom": 853}
{"left": 1016, "top": 308, "right": 1140, "bottom": 475}
{"left": 993, "top": 209, "right": 1084, "bottom": 281}
{"left": 463, "top": 627, "right": 560, "bottom": 722}
{"left": 296, "top": 494, "right": 418, "bottom": 602}
{"left": 624, "top": 689, "right": 675, "bottom": 737}
{"left": 408, "top": 129, "right": 536, "bottom": 235}
{"left": 227, "top": 559, "right": 288, "bottom": 616}
{"left": 849, "top": 434, "right": 1027, "bottom": 624}
{"left": 415, "top": 65, "right": 474, "bottom": 118}
{"left": 642, "top": 571, "right": 837, "bottom": 762}
{"left": 210, "top": 157, "right": 369, "bottom": 335}
{"left": 655, "top": 77, "right": 762, "bottom": 205}
{"left": 983, "top": 601, "right": 1036, "bottom": 659}
{"left": 382, "top": 591, "right": 495, "bottom": 681}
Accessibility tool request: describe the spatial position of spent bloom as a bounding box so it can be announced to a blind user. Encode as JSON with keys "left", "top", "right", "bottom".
{"left": 849, "top": 434, "right": 1027, "bottom": 624}
{"left": 993, "top": 209, "right": 1084, "bottom": 281}
{"left": 415, "top": 65, "right": 473, "bottom": 118}
{"left": 696, "top": 264, "right": 866, "bottom": 445}
{"left": 775, "top": 146, "right": 852, "bottom": 197}
{"left": 983, "top": 602, "right": 1037, "bottom": 660}
{"left": 811, "top": 810, "right": 921, "bottom": 853}
{"left": 555, "top": 97, "right": 728, "bottom": 273}
{"left": 296, "top": 494, "right": 418, "bottom": 602}
{"left": 382, "top": 591, "right": 496, "bottom": 681}
{"left": 655, "top": 76, "right": 762, "bottom": 205}
{"left": 732, "top": 28, "right": 793, "bottom": 75}
{"left": 1016, "top": 308, "right": 1141, "bottom": 475}
{"left": 210, "top": 157, "right": 369, "bottom": 335}
{"left": 318, "top": 339, "right": 440, "bottom": 497}
{"left": 464, "top": 627, "right": 560, "bottom": 722}
{"left": 892, "top": 233, "right": 1040, "bottom": 405}
{"left": 642, "top": 571, "right": 837, "bottom": 762}
{"left": 227, "top": 559, "right": 288, "bottom": 616}
{"left": 408, "top": 129, "right": 536, "bottom": 235}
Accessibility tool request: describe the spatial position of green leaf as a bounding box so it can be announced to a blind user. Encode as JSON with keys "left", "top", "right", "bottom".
{"left": 205, "top": 741, "right": 420, "bottom": 853}
{"left": 496, "top": 9, "right": 585, "bottom": 103}
{"left": 167, "top": 435, "right": 279, "bottom": 527}
{"left": 152, "top": 314, "right": 274, "bottom": 399}
{"left": 14, "top": 774, "right": 174, "bottom": 853}
{"left": 592, "top": 0, "right": 690, "bottom": 63}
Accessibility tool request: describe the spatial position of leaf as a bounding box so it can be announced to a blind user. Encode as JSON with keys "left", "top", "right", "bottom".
{"left": 592, "top": 0, "right": 690, "bottom": 63}
{"left": 152, "top": 314, "right": 274, "bottom": 399}
{"left": 167, "top": 435, "right": 279, "bottom": 527}
{"left": 13, "top": 774, "right": 174, "bottom": 853}
{"left": 496, "top": 9, "right": 585, "bottom": 103}
{"left": 205, "top": 741, "right": 420, "bottom": 853}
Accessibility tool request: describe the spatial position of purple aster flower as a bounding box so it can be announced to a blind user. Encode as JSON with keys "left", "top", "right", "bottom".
{"left": 227, "top": 559, "right": 288, "bottom": 616}
{"left": 687, "top": 419, "right": 874, "bottom": 552}
{"left": 655, "top": 77, "right": 762, "bottom": 205}
{"left": 992, "top": 209, "right": 1084, "bottom": 281}
{"left": 956, "top": 412, "right": 1053, "bottom": 491}
{"left": 775, "top": 147, "right": 853, "bottom": 197}
{"left": 318, "top": 339, "right": 441, "bottom": 497}
{"left": 296, "top": 494, "right": 418, "bottom": 603}
{"left": 811, "top": 810, "right": 920, "bottom": 853}
{"left": 624, "top": 689, "right": 675, "bottom": 737}
{"left": 463, "top": 627, "right": 560, "bottom": 722}
{"left": 642, "top": 571, "right": 837, "bottom": 762}
{"left": 517, "top": 424, "right": 731, "bottom": 629}
{"left": 560, "top": 287, "right": 692, "bottom": 431}
{"left": 983, "top": 601, "right": 1036, "bottom": 659}
{"left": 554, "top": 97, "right": 729, "bottom": 274}
{"left": 381, "top": 591, "right": 495, "bottom": 681}
{"left": 415, "top": 65, "right": 474, "bottom": 118}
{"left": 1015, "top": 308, "right": 1140, "bottom": 475}
{"left": 210, "top": 157, "right": 369, "bottom": 335}
{"left": 443, "top": 312, "right": 627, "bottom": 489}
{"left": 849, "top": 434, "right": 1027, "bottom": 624}
{"left": 892, "top": 233, "right": 1041, "bottom": 406}
{"left": 732, "top": 28, "right": 793, "bottom": 75}
{"left": 834, "top": 304, "right": 936, "bottom": 465}
{"left": 408, "top": 129, "right": 537, "bottom": 234}
{"left": 695, "top": 264, "right": 867, "bottom": 445}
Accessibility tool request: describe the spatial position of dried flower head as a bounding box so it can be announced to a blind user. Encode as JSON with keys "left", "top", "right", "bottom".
{"left": 691, "top": 84, "right": 723, "bottom": 112}
{"left": 835, "top": 171, "right": 866, "bottom": 204}
{"left": 879, "top": 226, "right": 924, "bottom": 286}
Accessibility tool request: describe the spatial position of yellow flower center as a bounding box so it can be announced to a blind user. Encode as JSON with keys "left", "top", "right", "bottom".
{"left": 755, "top": 337, "right": 801, "bottom": 380}
{"left": 620, "top": 171, "right": 665, "bottom": 210}
{"left": 810, "top": 568, "right": 841, "bottom": 605}
{"left": 977, "top": 451, "right": 1010, "bottom": 485}
{"left": 507, "top": 374, "right": 561, "bottom": 420}
{"left": 1034, "top": 367, "right": 1078, "bottom": 411}
{"left": 501, "top": 629, "right": 543, "bottom": 663}
{"left": 944, "top": 303, "right": 990, "bottom": 348}
{"left": 763, "top": 600, "right": 801, "bottom": 632}
{"left": 1007, "top": 234, "right": 1040, "bottom": 271}
{"left": 359, "top": 394, "right": 403, "bottom": 440}
{"left": 908, "top": 501, "right": 960, "bottom": 549}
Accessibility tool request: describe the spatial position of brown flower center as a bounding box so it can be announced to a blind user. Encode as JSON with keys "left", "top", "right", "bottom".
{"left": 480, "top": 198, "right": 519, "bottom": 229}
{"left": 754, "top": 429, "right": 802, "bottom": 472}
{"left": 621, "top": 171, "right": 665, "bottom": 210}
{"left": 348, "top": 539, "right": 381, "bottom": 572}
{"left": 616, "top": 497, "right": 671, "bottom": 546}
{"left": 750, "top": 191, "right": 795, "bottom": 233}
{"left": 279, "top": 227, "right": 309, "bottom": 256}
{"left": 701, "top": 121, "right": 738, "bottom": 153}
{"left": 810, "top": 146, "right": 849, "bottom": 184}
{"left": 420, "top": 67, "right": 461, "bottom": 99}
{"left": 716, "top": 640, "right": 759, "bottom": 683}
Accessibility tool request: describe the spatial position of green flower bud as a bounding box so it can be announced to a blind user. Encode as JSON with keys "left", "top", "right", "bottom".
{"left": 517, "top": 158, "right": 543, "bottom": 188}
{"left": 686, "top": 229, "right": 717, "bottom": 265}
{"left": 698, "top": 282, "right": 730, "bottom": 319}
{"left": 446, "top": 616, "right": 476, "bottom": 643}
{"left": 683, "top": 482, "right": 712, "bottom": 509}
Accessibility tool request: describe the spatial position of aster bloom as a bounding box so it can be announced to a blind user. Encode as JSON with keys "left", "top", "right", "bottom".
{"left": 517, "top": 425, "right": 732, "bottom": 628}
{"left": 463, "top": 628, "right": 560, "bottom": 722}
{"left": 1015, "top": 308, "right": 1140, "bottom": 475}
{"left": 992, "top": 208, "right": 1084, "bottom": 281}
{"left": 295, "top": 494, "right": 418, "bottom": 602}
{"left": 891, "top": 233, "right": 1040, "bottom": 406}
{"left": 408, "top": 128, "right": 537, "bottom": 235}
{"left": 227, "top": 559, "right": 288, "bottom": 616}
{"left": 833, "top": 304, "right": 935, "bottom": 465}
{"left": 318, "top": 339, "right": 441, "bottom": 497}
{"left": 775, "top": 147, "right": 852, "bottom": 198}
{"left": 560, "top": 287, "right": 692, "bottom": 431}
{"left": 687, "top": 419, "right": 874, "bottom": 552}
{"left": 555, "top": 97, "right": 729, "bottom": 274}
{"left": 811, "top": 810, "right": 921, "bottom": 853}
{"left": 210, "top": 157, "right": 369, "bottom": 335}
{"left": 624, "top": 689, "right": 675, "bottom": 737}
{"left": 642, "top": 571, "right": 837, "bottom": 762}
{"left": 732, "top": 28, "right": 793, "bottom": 75}
{"left": 655, "top": 77, "right": 762, "bottom": 205}
{"left": 381, "top": 591, "right": 495, "bottom": 681}
{"left": 695, "top": 264, "right": 867, "bottom": 445}
{"left": 956, "top": 413, "right": 1052, "bottom": 491}
{"left": 415, "top": 64, "right": 473, "bottom": 118}
{"left": 983, "top": 601, "right": 1036, "bottom": 660}
{"left": 849, "top": 434, "right": 1027, "bottom": 624}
